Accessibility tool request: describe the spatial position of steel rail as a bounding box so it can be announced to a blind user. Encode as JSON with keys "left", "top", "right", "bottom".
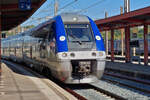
{"left": 65, "top": 87, "right": 87, "bottom": 100}
{"left": 104, "top": 72, "right": 150, "bottom": 85}
{"left": 2, "top": 60, "right": 128, "bottom": 100}
{"left": 103, "top": 72, "right": 150, "bottom": 94}
{"left": 88, "top": 84, "right": 127, "bottom": 100}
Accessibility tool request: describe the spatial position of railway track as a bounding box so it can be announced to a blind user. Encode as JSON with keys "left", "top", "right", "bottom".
{"left": 88, "top": 84, "right": 126, "bottom": 100}
{"left": 5, "top": 60, "right": 150, "bottom": 99}
{"left": 103, "top": 72, "right": 150, "bottom": 94}
{"left": 104, "top": 72, "right": 150, "bottom": 85}
{"left": 71, "top": 84, "right": 127, "bottom": 100}
{"left": 3, "top": 60, "right": 127, "bottom": 100}
{"left": 54, "top": 79, "right": 127, "bottom": 100}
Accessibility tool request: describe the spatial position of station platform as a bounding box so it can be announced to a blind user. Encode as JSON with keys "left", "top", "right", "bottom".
{"left": 107, "top": 55, "right": 150, "bottom": 64}
{"left": 0, "top": 62, "right": 77, "bottom": 100}
{"left": 105, "top": 60, "right": 150, "bottom": 80}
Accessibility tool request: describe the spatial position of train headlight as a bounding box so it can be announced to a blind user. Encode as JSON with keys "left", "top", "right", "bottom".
{"left": 95, "top": 35, "right": 101, "bottom": 40}
{"left": 73, "top": 17, "right": 78, "bottom": 21}
{"left": 70, "top": 53, "right": 75, "bottom": 57}
{"left": 62, "top": 53, "right": 67, "bottom": 57}
{"left": 99, "top": 52, "right": 103, "bottom": 56}
{"left": 92, "top": 52, "right": 96, "bottom": 56}
{"left": 59, "top": 36, "right": 65, "bottom": 41}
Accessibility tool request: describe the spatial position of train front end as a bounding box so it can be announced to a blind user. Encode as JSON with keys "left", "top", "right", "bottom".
{"left": 55, "top": 14, "right": 106, "bottom": 83}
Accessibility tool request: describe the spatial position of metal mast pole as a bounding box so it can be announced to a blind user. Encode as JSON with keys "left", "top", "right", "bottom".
{"left": 120, "top": 6, "right": 124, "bottom": 56}
{"left": 124, "top": 0, "right": 130, "bottom": 13}
{"left": 105, "top": 12, "right": 108, "bottom": 55}
{"left": 54, "top": 0, "right": 58, "bottom": 16}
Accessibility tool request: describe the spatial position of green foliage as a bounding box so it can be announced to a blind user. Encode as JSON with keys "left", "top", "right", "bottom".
{"left": 3, "top": 25, "right": 35, "bottom": 37}
{"left": 101, "top": 25, "right": 150, "bottom": 41}
{"left": 24, "top": 25, "right": 35, "bottom": 29}
{"left": 114, "top": 30, "right": 121, "bottom": 40}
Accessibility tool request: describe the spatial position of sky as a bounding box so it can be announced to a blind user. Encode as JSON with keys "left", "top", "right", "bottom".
{"left": 21, "top": 0, "right": 150, "bottom": 26}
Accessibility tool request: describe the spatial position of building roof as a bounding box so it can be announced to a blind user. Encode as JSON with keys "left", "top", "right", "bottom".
{"left": 1, "top": 0, "right": 46, "bottom": 31}
{"left": 95, "top": 6, "right": 150, "bottom": 31}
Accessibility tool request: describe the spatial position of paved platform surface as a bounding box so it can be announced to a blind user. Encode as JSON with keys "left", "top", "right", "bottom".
{"left": 106, "top": 61, "right": 150, "bottom": 76}
{"left": 0, "top": 62, "right": 77, "bottom": 100}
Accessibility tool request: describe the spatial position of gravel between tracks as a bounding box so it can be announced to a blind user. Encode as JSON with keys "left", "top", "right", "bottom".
{"left": 91, "top": 80, "right": 150, "bottom": 100}
{"left": 74, "top": 89, "right": 115, "bottom": 100}
{"left": 103, "top": 75, "right": 150, "bottom": 94}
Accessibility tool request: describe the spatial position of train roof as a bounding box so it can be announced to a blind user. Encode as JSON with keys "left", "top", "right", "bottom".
{"left": 26, "top": 13, "right": 90, "bottom": 36}
{"left": 60, "top": 13, "right": 89, "bottom": 23}
{"left": 3, "top": 13, "right": 90, "bottom": 41}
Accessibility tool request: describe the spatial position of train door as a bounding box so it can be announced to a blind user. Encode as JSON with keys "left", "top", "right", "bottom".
{"left": 39, "top": 38, "right": 47, "bottom": 58}
{"left": 36, "top": 23, "right": 54, "bottom": 59}
{"left": 46, "top": 23, "right": 56, "bottom": 59}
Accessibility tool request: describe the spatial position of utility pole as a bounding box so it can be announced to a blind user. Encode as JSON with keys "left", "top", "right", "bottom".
{"left": 120, "top": 6, "right": 124, "bottom": 56}
{"left": 124, "top": 0, "right": 130, "bottom": 13}
{"left": 54, "top": 0, "right": 58, "bottom": 16}
{"left": 105, "top": 11, "right": 108, "bottom": 55}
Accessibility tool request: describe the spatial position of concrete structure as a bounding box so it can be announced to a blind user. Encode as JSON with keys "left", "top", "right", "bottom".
{"left": 0, "top": 0, "right": 46, "bottom": 76}
{"left": 1, "top": 0, "right": 46, "bottom": 31}
{"left": 106, "top": 60, "right": 150, "bottom": 78}
{"left": 0, "top": 62, "right": 77, "bottom": 100}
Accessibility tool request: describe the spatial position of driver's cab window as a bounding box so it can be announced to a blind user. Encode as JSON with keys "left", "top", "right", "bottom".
{"left": 47, "top": 23, "right": 56, "bottom": 57}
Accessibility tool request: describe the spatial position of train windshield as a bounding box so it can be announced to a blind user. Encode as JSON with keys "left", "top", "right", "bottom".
{"left": 65, "top": 24, "right": 96, "bottom": 51}
{"left": 65, "top": 24, "right": 94, "bottom": 42}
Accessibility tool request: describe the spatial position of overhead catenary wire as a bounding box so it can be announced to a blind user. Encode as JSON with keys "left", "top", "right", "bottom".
{"left": 35, "top": 0, "right": 77, "bottom": 17}
{"left": 23, "top": 0, "right": 78, "bottom": 26}
{"left": 76, "top": 0, "right": 107, "bottom": 13}
{"left": 23, "top": 0, "right": 120, "bottom": 27}
{"left": 34, "top": 0, "right": 53, "bottom": 16}
{"left": 23, "top": 0, "right": 150, "bottom": 27}
{"left": 58, "top": 0, "right": 78, "bottom": 12}
{"left": 31, "top": 0, "right": 106, "bottom": 22}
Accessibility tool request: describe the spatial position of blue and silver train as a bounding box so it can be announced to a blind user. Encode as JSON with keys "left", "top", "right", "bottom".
{"left": 2, "top": 13, "right": 106, "bottom": 84}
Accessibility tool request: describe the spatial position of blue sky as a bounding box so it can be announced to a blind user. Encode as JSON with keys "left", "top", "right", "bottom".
{"left": 21, "top": 0, "right": 150, "bottom": 26}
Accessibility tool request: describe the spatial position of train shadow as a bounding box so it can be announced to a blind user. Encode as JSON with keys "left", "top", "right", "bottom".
{"left": 2, "top": 60, "right": 45, "bottom": 79}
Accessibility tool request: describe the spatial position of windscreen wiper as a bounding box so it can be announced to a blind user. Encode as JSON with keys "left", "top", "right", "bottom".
{"left": 72, "top": 40, "right": 82, "bottom": 45}
{"left": 70, "top": 33, "right": 82, "bottom": 45}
